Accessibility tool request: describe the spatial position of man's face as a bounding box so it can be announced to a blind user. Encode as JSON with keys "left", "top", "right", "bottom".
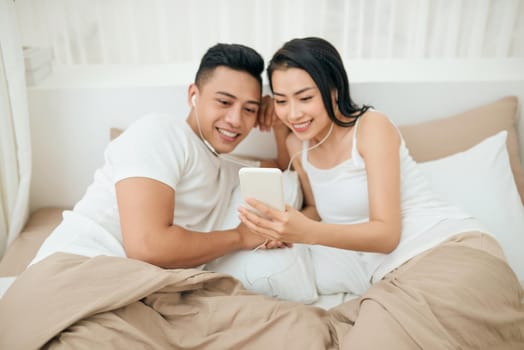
{"left": 189, "top": 66, "right": 261, "bottom": 154}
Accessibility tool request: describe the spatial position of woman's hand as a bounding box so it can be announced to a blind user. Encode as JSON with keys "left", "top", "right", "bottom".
{"left": 257, "top": 95, "right": 291, "bottom": 169}
{"left": 257, "top": 95, "right": 275, "bottom": 132}
{"left": 258, "top": 94, "right": 290, "bottom": 134}
{"left": 238, "top": 198, "right": 314, "bottom": 244}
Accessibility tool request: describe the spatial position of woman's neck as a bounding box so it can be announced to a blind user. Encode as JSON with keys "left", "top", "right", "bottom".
{"left": 312, "top": 123, "right": 352, "bottom": 148}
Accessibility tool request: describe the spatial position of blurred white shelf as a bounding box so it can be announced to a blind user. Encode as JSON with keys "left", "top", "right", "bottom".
{"left": 29, "top": 59, "right": 524, "bottom": 90}
{"left": 25, "top": 62, "right": 52, "bottom": 86}
{"left": 23, "top": 46, "right": 53, "bottom": 71}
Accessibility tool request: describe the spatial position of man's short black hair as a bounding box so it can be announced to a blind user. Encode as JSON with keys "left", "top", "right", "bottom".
{"left": 195, "top": 43, "right": 264, "bottom": 89}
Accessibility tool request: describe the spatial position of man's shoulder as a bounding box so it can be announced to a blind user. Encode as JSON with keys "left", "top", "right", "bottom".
{"left": 132, "top": 113, "right": 179, "bottom": 129}
{"left": 128, "top": 113, "right": 191, "bottom": 139}
{"left": 110, "top": 114, "right": 196, "bottom": 158}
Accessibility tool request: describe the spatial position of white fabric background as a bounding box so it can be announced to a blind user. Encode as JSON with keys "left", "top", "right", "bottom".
{"left": 13, "top": 0, "right": 524, "bottom": 65}
{"left": 0, "top": 0, "right": 32, "bottom": 257}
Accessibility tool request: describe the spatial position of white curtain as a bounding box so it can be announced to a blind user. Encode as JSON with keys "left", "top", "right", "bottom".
{"left": 0, "top": 0, "right": 32, "bottom": 257}
{"left": 13, "top": 0, "right": 524, "bottom": 65}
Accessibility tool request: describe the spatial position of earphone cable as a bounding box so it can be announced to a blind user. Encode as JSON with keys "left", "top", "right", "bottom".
{"left": 286, "top": 122, "right": 335, "bottom": 171}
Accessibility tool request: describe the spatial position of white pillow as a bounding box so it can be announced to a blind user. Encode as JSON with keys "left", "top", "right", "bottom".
{"left": 206, "top": 170, "right": 318, "bottom": 303}
{"left": 418, "top": 131, "right": 524, "bottom": 282}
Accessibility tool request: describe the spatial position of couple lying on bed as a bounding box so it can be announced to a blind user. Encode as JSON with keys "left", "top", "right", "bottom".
{"left": 23, "top": 38, "right": 524, "bottom": 347}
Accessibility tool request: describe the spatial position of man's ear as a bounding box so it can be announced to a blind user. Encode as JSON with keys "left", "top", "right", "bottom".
{"left": 188, "top": 83, "right": 199, "bottom": 107}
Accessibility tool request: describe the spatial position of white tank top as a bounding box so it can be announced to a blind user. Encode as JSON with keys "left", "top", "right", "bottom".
{"left": 302, "top": 115, "right": 489, "bottom": 283}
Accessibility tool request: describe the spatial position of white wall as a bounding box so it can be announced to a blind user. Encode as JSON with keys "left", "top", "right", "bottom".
{"left": 28, "top": 60, "right": 524, "bottom": 211}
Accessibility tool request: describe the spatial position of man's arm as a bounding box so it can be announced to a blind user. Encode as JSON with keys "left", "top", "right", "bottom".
{"left": 116, "top": 177, "right": 265, "bottom": 268}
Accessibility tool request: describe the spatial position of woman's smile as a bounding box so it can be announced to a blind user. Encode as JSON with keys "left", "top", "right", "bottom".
{"left": 291, "top": 120, "right": 312, "bottom": 132}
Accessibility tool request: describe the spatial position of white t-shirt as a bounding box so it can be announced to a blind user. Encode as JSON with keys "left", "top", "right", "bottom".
{"left": 30, "top": 114, "right": 243, "bottom": 265}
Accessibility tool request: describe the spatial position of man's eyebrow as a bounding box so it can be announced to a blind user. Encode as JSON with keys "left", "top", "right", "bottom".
{"left": 273, "top": 86, "right": 316, "bottom": 97}
{"left": 216, "top": 91, "right": 260, "bottom": 106}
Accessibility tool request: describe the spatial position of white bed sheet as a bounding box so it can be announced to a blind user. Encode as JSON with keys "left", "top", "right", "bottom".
{"left": 0, "top": 277, "right": 16, "bottom": 299}
{"left": 312, "top": 292, "right": 360, "bottom": 310}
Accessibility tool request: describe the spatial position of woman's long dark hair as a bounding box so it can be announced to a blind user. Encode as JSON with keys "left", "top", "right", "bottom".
{"left": 267, "top": 37, "right": 370, "bottom": 127}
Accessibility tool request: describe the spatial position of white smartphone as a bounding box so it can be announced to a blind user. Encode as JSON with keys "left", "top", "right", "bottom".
{"left": 239, "top": 167, "right": 285, "bottom": 216}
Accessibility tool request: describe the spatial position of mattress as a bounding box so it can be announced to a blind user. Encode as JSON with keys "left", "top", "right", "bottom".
{"left": 0, "top": 208, "right": 64, "bottom": 277}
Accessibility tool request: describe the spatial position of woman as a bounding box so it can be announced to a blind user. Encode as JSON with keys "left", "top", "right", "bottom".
{"left": 238, "top": 37, "right": 524, "bottom": 348}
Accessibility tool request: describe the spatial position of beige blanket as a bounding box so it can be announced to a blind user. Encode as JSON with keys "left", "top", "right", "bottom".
{"left": 1, "top": 241, "right": 523, "bottom": 349}
{"left": 0, "top": 253, "right": 338, "bottom": 350}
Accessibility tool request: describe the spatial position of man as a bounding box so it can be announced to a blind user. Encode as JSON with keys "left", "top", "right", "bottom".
{"left": 29, "top": 43, "right": 288, "bottom": 269}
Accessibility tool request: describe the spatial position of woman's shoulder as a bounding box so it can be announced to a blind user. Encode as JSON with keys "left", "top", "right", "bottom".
{"left": 357, "top": 110, "right": 400, "bottom": 147}
{"left": 358, "top": 110, "right": 397, "bottom": 133}
{"left": 358, "top": 109, "right": 391, "bottom": 126}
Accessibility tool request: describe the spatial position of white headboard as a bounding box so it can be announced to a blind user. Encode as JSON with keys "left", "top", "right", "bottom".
{"left": 28, "top": 61, "right": 524, "bottom": 211}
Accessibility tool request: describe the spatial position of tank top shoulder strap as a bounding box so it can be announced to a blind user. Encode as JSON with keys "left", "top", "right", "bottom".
{"left": 301, "top": 140, "right": 310, "bottom": 166}
{"left": 352, "top": 117, "right": 365, "bottom": 167}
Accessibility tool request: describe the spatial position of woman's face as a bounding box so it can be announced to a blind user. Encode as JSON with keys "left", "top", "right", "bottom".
{"left": 271, "top": 68, "right": 332, "bottom": 141}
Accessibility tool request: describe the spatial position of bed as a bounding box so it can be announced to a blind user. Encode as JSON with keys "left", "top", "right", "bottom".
{"left": 0, "top": 77, "right": 523, "bottom": 348}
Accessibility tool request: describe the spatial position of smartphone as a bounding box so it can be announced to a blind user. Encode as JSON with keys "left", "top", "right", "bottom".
{"left": 239, "top": 168, "right": 285, "bottom": 216}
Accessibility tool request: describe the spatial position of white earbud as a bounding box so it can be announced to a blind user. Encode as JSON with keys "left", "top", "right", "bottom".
{"left": 191, "top": 95, "right": 197, "bottom": 107}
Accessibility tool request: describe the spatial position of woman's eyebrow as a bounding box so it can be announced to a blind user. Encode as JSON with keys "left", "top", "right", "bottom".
{"left": 273, "top": 86, "right": 316, "bottom": 97}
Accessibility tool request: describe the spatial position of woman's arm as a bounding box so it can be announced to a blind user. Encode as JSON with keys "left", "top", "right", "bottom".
{"left": 353, "top": 112, "right": 402, "bottom": 251}
{"left": 116, "top": 177, "right": 268, "bottom": 268}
